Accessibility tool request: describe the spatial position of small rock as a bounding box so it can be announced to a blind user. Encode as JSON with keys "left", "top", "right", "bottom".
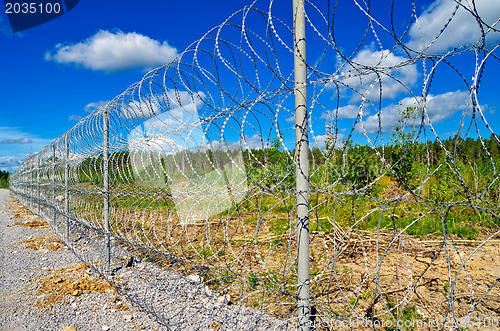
{"left": 72, "top": 290, "right": 81, "bottom": 297}
{"left": 71, "top": 302, "right": 77, "bottom": 309}
{"left": 123, "top": 314, "right": 133, "bottom": 321}
{"left": 217, "top": 294, "right": 231, "bottom": 305}
{"left": 61, "top": 327, "right": 77, "bottom": 331}
{"left": 53, "top": 277, "right": 64, "bottom": 284}
{"left": 205, "top": 287, "right": 213, "bottom": 297}
{"left": 101, "top": 326, "right": 109, "bottom": 331}
{"left": 110, "top": 309, "right": 116, "bottom": 313}
{"left": 38, "top": 249, "right": 50, "bottom": 254}
{"left": 187, "top": 274, "right": 201, "bottom": 283}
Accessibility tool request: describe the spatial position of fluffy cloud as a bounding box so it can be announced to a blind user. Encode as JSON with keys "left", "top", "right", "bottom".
{"left": 84, "top": 101, "right": 110, "bottom": 113}
{"left": 127, "top": 90, "right": 208, "bottom": 155}
{"left": 68, "top": 115, "right": 82, "bottom": 122}
{"left": 336, "top": 48, "right": 418, "bottom": 102}
{"left": 241, "top": 134, "right": 269, "bottom": 150}
{"left": 407, "top": 0, "right": 500, "bottom": 53}
{"left": 321, "top": 104, "right": 369, "bottom": 120}
{"left": 1, "top": 137, "right": 32, "bottom": 144}
{"left": 0, "top": 156, "right": 24, "bottom": 172}
{"left": 359, "top": 90, "right": 470, "bottom": 134}
{"left": 122, "top": 90, "right": 205, "bottom": 120}
{"left": 45, "top": 30, "right": 178, "bottom": 72}
{"left": 312, "top": 133, "right": 345, "bottom": 150}
{"left": 0, "top": 127, "right": 52, "bottom": 172}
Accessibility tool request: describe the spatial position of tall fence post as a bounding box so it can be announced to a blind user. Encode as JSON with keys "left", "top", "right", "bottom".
{"left": 64, "top": 134, "right": 70, "bottom": 242}
{"left": 293, "top": 0, "right": 310, "bottom": 329}
{"left": 30, "top": 158, "right": 34, "bottom": 211}
{"left": 52, "top": 144, "right": 57, "bottom": 227}
{"left": 103, "top": 110, "right": 111, "bottom": 275}
{"left": 37, "top": 154, "right": 41, "bottom": 216}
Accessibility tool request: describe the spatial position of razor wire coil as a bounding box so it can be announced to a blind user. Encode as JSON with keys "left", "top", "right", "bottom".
{"left": 10, "top": 0, "right": 500, "bottom": 329}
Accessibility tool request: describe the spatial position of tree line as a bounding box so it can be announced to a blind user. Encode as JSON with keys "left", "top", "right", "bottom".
{"left": 0, "top": 170, "right": 9, "bottom": 189}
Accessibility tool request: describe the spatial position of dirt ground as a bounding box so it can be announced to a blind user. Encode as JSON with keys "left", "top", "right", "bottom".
{"left": 304, "top": 229, "right": 500, "bottom": 330}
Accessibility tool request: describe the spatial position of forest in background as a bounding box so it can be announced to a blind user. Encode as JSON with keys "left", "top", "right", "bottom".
{"left": 60, "top": 132, "right": 499, "bottom": 240}
{"left": 0, "top": 170, "right": 9, "bottom": 189}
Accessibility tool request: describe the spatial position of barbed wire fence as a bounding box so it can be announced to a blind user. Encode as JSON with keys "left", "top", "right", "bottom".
{"left": 10, "top": 0, "right": 500, "bottom": 329}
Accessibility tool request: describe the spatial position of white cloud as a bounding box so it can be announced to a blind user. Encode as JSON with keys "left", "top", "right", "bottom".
{"left": 121, "top": 90, "right": 205, "bottom": 120}
{"left": 68, "top": 115, "right": 82, "bottom": 122}
{"left": 241, "top": 134, "right": 269, "bottom": 150}
{"left": 0, "top": 155, "right": 24, "bottom": 172}
{"left": 312, "top": 133, "right": 345, "bottom": 150}
{"left": 122, "top": 99, "right": 162, "bottom": 121}
{"left": 45, "top": 30, "right": 178, "bottom": 72}
{"left": 0, "top": 127, "right": 52, "bottom": 172}
{"left": 0, "top": 127, "right": 48, "bottom": 146}
{"left": 335, "top": 48, "right": 418, "bottom": 102}
{"left": 407, "top": 0, "right": 500, "bottom": 53}
{"left": 84, "top": 101, "right": 110, "bottom": 113}
{"left": 1, "top": 137, "right": 32, "bottom": 144}
{"left": 483, "top": 104, "right": 496, "bottom": 115}
{"left": 359, "top": 90, "right": 470, "bottom": 134}
{"left": 127, "top": 90, "right": 207, "bottom": 155}
{"left": 321, "top": 104, "right": 369, "bottom": 120}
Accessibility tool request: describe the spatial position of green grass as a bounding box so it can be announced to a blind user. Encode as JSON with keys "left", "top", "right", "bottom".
{"left": 386, "top": 304, "right": 419, "bottom": 331}
{"left": 248, "top": 273, "right": 258, "bottom": 288}
{"left": 269, "top": 218, "right": 289, "bottom": 236}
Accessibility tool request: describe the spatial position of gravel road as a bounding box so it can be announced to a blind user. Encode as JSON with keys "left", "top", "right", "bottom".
{"left": 0, "top": 189, "right": 165, "bottom": 331}
{"left": 0, "top": 189, "right": 286, "bottom": 331}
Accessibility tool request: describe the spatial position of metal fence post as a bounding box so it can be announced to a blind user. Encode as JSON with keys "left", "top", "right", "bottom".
{"left": 293, "top": 0, "right": 310, "bottom": 329}
{"left": 30, "top": 158, "right": 34, "bottom": 211}
{"left": 65, "top": 134, "right": 70, "bottom": 242}
{"left": 52, "top": 144, "right": 57, "bottom": 227}
{"left": 103, "top": 110, "right": 111, "bottom": 275}
{"left": 37, "top": 154, "right": 40, "bottom": 216}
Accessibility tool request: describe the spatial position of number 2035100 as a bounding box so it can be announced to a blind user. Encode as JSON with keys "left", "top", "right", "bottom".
{"left": 5, "top": 2, "right": 62, "bottom": 14}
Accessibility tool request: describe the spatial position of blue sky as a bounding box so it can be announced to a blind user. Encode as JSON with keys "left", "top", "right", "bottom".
{"left": 0, "top": 0, "right": 253, "bottom": 171}
{"left": 1, "top": 0, "right": 499, "bottom": 172}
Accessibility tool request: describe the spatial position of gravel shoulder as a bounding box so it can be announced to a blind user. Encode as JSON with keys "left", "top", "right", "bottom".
{"left": 1, "top": 189, "right": 285, "bottom": 331}
{"left": 0, "top": 189, "right": 165, "bottom": 331}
